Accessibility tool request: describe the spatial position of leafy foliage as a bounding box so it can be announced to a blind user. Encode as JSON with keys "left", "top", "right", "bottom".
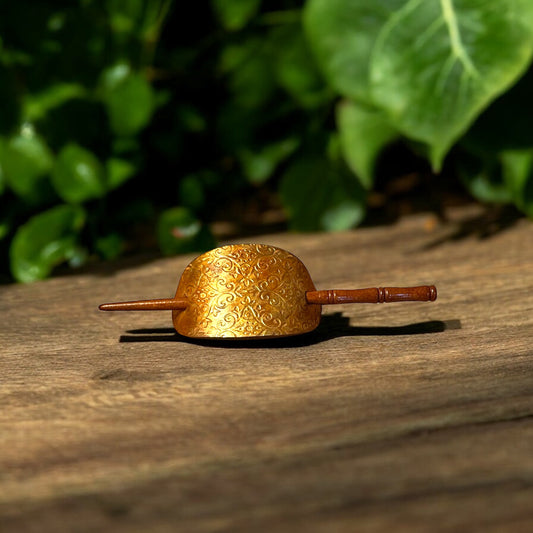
{"left": 1, "top": 0, "right": 533, "bottom": 282}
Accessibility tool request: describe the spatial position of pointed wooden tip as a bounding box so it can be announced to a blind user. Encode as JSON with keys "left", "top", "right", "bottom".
{"left": 98, "top": 298, "right": 188, "bottom": 311}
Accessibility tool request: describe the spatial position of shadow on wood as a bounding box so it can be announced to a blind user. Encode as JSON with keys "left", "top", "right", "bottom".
{"left": 118, "top": 315, "right": 461, "bottom": 348}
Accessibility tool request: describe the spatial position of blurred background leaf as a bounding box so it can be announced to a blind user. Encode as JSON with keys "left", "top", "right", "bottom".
{"left": 52, "top": 143, "right": 106, "bottom": 203}
{"left": 103, "top": 70, "right": 155, "bottom": 137}
{"left": 10, "top": 204, "right": 85, "bottom": 283}
{"left": 0, "top": 131, "right": 55, "bottom": 204}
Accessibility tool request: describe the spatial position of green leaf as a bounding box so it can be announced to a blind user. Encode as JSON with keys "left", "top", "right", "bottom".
{"left": 23, "top": 83, "right": 86, "bottom": 121}
{"left": 0, "top": 132, "right": 54, "bottom": 203}
{"left": 240, "top": 138, "right": 299, "bottom": 185}
{"left": 501, "top": 149, "right": 533, "bottom": 217}
{"left": 106, "top": 158, "right": 137, "bottom": 190}
{"left": 280, "top": 154, "right": 366, "bottom": 231}
{"left": 337, "top": 100, "right": 397, "bottom": 189}
{"left": 103, "top": 70, "right": 154, "bottom": 136}
{"left": 306, "top": 0, "right": 533, "bottom": 170}
{"left": 52, "top": 144, "right": 106, "bottom": 204}
{"left": 212, "top": 0, "right": 261, "bottom": 31}
{"left": 157, "top": 207, "right": 216, "bottom": 256}
{"left": 10, "top": 204, "right": 86, "bottom": 283}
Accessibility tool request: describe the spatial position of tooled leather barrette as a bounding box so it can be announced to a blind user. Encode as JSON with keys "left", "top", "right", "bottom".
{"left": 99, "top": 244, "right": 437, "bottom": 339}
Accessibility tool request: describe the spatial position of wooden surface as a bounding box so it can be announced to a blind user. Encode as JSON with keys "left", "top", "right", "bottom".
{"left": 1, "top": 207, "right": 532, "bottom": 532}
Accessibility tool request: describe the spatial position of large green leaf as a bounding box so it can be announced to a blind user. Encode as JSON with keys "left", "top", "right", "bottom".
{"left": 0, "top": 132, "right": 54, "bottom": 203}
{"left": 371, "top": 0, "right": 533, "bottom": 169}
{"left": 306, "top": 0, "right": 533, "bottom": 170}
{"left": 337, "top": 100, "right": 398, "bottom": 189}
{"left": 52, "top": 143, "right": 106, "bottom": 203}
{"left": 280, "top": 154, "right": 366, "bottom": 231}
{"left": 10, "top": 204, "right": 86, "bottom": 283}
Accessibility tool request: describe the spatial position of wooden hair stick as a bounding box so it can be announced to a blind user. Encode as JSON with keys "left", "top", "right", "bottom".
{"left": 306, "top": 286, "right": 437, "bottom": 305}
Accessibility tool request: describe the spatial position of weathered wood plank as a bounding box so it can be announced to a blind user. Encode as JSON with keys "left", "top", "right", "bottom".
{"left": 1, "top": 207, "right": 532, "bottom": 531}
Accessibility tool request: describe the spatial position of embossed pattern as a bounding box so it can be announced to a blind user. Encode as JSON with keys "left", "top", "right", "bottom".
{"left": 172, "top": 244, "right": 321, "bottom": 338}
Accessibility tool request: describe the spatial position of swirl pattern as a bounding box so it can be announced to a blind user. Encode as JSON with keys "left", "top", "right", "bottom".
{"left": 172, "top": 244, "right": 321, "bottom": 338}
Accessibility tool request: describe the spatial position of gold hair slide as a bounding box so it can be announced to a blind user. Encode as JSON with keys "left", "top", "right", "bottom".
{"left": 99, "top": 244, "right": 437, "bottom": 339}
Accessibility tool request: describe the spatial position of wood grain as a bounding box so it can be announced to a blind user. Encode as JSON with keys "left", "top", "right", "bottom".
{"left": 1, "top": 207, "right": 532, "bottom": 532}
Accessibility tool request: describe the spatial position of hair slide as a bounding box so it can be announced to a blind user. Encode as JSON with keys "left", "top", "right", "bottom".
{"left": 99, "top": 244, "right": 437, "bottom": 339}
